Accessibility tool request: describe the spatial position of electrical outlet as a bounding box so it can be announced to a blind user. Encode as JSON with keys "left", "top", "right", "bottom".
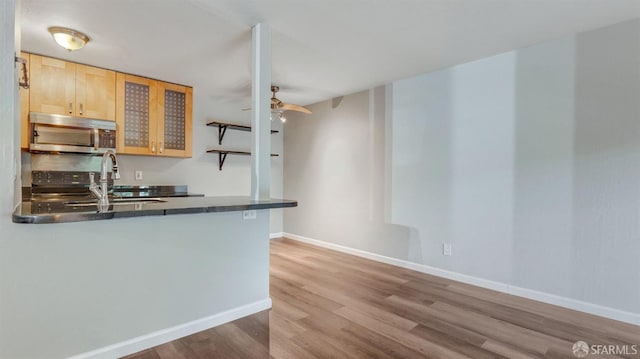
{"left": 135, "top": 170, "right": 143, "bottom": 181}
{"left": 242, "top": 210, "right": 257, "bottom": 220}
{"left": 443, "top": 243, "right": 452, "bottom": 256}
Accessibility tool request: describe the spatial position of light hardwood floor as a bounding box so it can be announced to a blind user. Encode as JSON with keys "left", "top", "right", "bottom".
{"left": 125, "top": 237, "right": 640, "bottom": 358}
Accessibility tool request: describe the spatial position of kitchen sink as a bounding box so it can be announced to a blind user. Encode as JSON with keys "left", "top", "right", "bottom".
{"left": 65, "top": 198, "right": 167, "bottom": 207}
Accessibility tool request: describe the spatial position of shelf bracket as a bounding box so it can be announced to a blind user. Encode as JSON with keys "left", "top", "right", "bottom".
{"left": 218, "top": 152, "right": 228, "bottom": 171}
{"left": 218, "top": 125, "right": 228, "bottom": 145}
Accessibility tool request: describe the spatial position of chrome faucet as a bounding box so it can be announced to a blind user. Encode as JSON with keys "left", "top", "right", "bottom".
{"left": 89, "top": 150, "right": 120, "bottom": 211}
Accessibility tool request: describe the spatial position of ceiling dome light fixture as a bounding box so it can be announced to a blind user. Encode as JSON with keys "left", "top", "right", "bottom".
{"left": 48, "top": 27, "right": 90, "bottom": 51}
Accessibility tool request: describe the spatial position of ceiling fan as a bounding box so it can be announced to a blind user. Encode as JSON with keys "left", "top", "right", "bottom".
{"left": 270, "top": 85, "right": 311, "bottom": 114}
{"left": 244, "top": 85, "right": 312, "bottom": 122}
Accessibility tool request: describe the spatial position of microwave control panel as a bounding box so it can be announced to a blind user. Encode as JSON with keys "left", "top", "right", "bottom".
{"left": 99, "top": 130, "right": 116, "bottom": 149}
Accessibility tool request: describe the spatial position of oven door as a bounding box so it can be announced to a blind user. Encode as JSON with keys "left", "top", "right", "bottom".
{"left": 31, "top": 123, "right": 99, "bottom": 154}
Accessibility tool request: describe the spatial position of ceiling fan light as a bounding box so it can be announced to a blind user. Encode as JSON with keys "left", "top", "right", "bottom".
{"left": 48, "top": 27, "right": 90, "bottom": 51}
{"left": 271, "top": 109, "right": 283, "bottom": 122}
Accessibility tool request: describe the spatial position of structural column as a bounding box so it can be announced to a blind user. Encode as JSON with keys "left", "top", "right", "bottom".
{"left": 0, "top": 0, "right": 18, "bottom": 214}
{"left": 250, "top": 23, "right": 272, "bottom": 200}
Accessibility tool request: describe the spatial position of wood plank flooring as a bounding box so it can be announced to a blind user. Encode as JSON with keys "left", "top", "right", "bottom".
{"left": 125, "top": 237, "right": 640, "bottom": 358}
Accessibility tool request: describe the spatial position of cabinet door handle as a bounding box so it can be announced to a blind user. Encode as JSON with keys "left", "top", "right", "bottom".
{"left": 68, "top": 102, "right": 73, "bottom": 114}
{"left": 151, "top": 141, "right": 156, "bottom": 153}
{"left": 159, "top": 142, "right": 163, "bottom": 154}
{"left": 79, "top": 103, "right": 84, "bottom": 115}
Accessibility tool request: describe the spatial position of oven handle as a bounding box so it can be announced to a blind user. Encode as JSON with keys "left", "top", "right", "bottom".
{"left": 93, "top": 128, "right": 99, "bottom": 151}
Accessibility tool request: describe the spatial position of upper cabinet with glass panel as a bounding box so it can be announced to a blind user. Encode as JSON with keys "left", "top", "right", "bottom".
{"left": 115, "top": 74, "right": 192, "bottom": 158}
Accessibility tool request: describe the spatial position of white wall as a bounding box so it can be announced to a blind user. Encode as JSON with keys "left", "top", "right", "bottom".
{"left": 392, "top": 51, "right": 517, "bottom": 283}
{"left": 1, "top": 2, "right": 276, "bottom": 357}
{"left": 570, "top": 19, "right": 640, "bottom": 312}
{"left": 284, "top": 19, "right": 640, "bottom": 320}
{"left": 0, "top": 212, "right": 270, "bottom": 359}
{"left": 511, "top": 36, "right": 575, "bottom": 301}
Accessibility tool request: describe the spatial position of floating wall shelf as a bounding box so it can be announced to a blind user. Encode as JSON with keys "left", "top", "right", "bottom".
{"left": 206, "top": 120, "right": 278, "bottom": 145}
{"left": 206, "top": 149, "right": 279, "bottom": 171}
{"left": 206, "top": 120, "right": 280, "bottom": 170}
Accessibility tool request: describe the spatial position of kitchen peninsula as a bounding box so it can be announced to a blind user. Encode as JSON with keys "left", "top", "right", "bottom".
{"left": 13, "top": 195, "right": 297, "bottom": 224}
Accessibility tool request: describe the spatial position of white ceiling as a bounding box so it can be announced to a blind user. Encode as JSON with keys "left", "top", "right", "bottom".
{"left": 20, "top": 0, "right": 640, "bottom": 107}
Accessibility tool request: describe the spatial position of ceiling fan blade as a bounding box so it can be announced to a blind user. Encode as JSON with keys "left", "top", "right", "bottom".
{"left": 242, "top": 98, "right": 279, "bottom": 111}
{"left": 280, "top": 103, "right": 312, "bottom": 114}
{"left": 241, "top": 86, "right": 311, "bottom": 116}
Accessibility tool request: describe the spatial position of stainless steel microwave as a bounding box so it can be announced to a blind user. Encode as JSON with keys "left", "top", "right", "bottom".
{"left": 29, "top": 112, "right": 116, "bottom": 154}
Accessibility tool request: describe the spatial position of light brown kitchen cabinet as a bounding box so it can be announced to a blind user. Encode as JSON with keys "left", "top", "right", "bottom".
{"left": 157, "top": 82, "right": 192, "bottom": 158}
{"left": 29, "top": 54, "right": 74, "bottom": 117}
{"left": 29, "top": 54, "right": 115, "bottom": 121}
{"left": 116, "top": 74, "right": 192, "bottom": 157}
{"left": 116, "top": 73, "right": 157, "bottom": 156}
{"left": 19, "top": 52, "right": 30, "bottom": 149}
{"left": 75, "top": 64, "right": 116, "bottom": 120}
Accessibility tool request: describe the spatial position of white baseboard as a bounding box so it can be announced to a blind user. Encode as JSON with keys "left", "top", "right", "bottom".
{"left": 283, "top": 233, "right": 640, "bottom": 326}
{"left": 67, "top": 298, "right": 272, "bottom": 359}
{"left": 269, "top": 232, "right": 284, "bottom": 239}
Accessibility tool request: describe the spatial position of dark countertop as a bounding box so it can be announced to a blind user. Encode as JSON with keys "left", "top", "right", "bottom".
{"left": 13, "top": 196, "right": 298, "bottom": 224}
